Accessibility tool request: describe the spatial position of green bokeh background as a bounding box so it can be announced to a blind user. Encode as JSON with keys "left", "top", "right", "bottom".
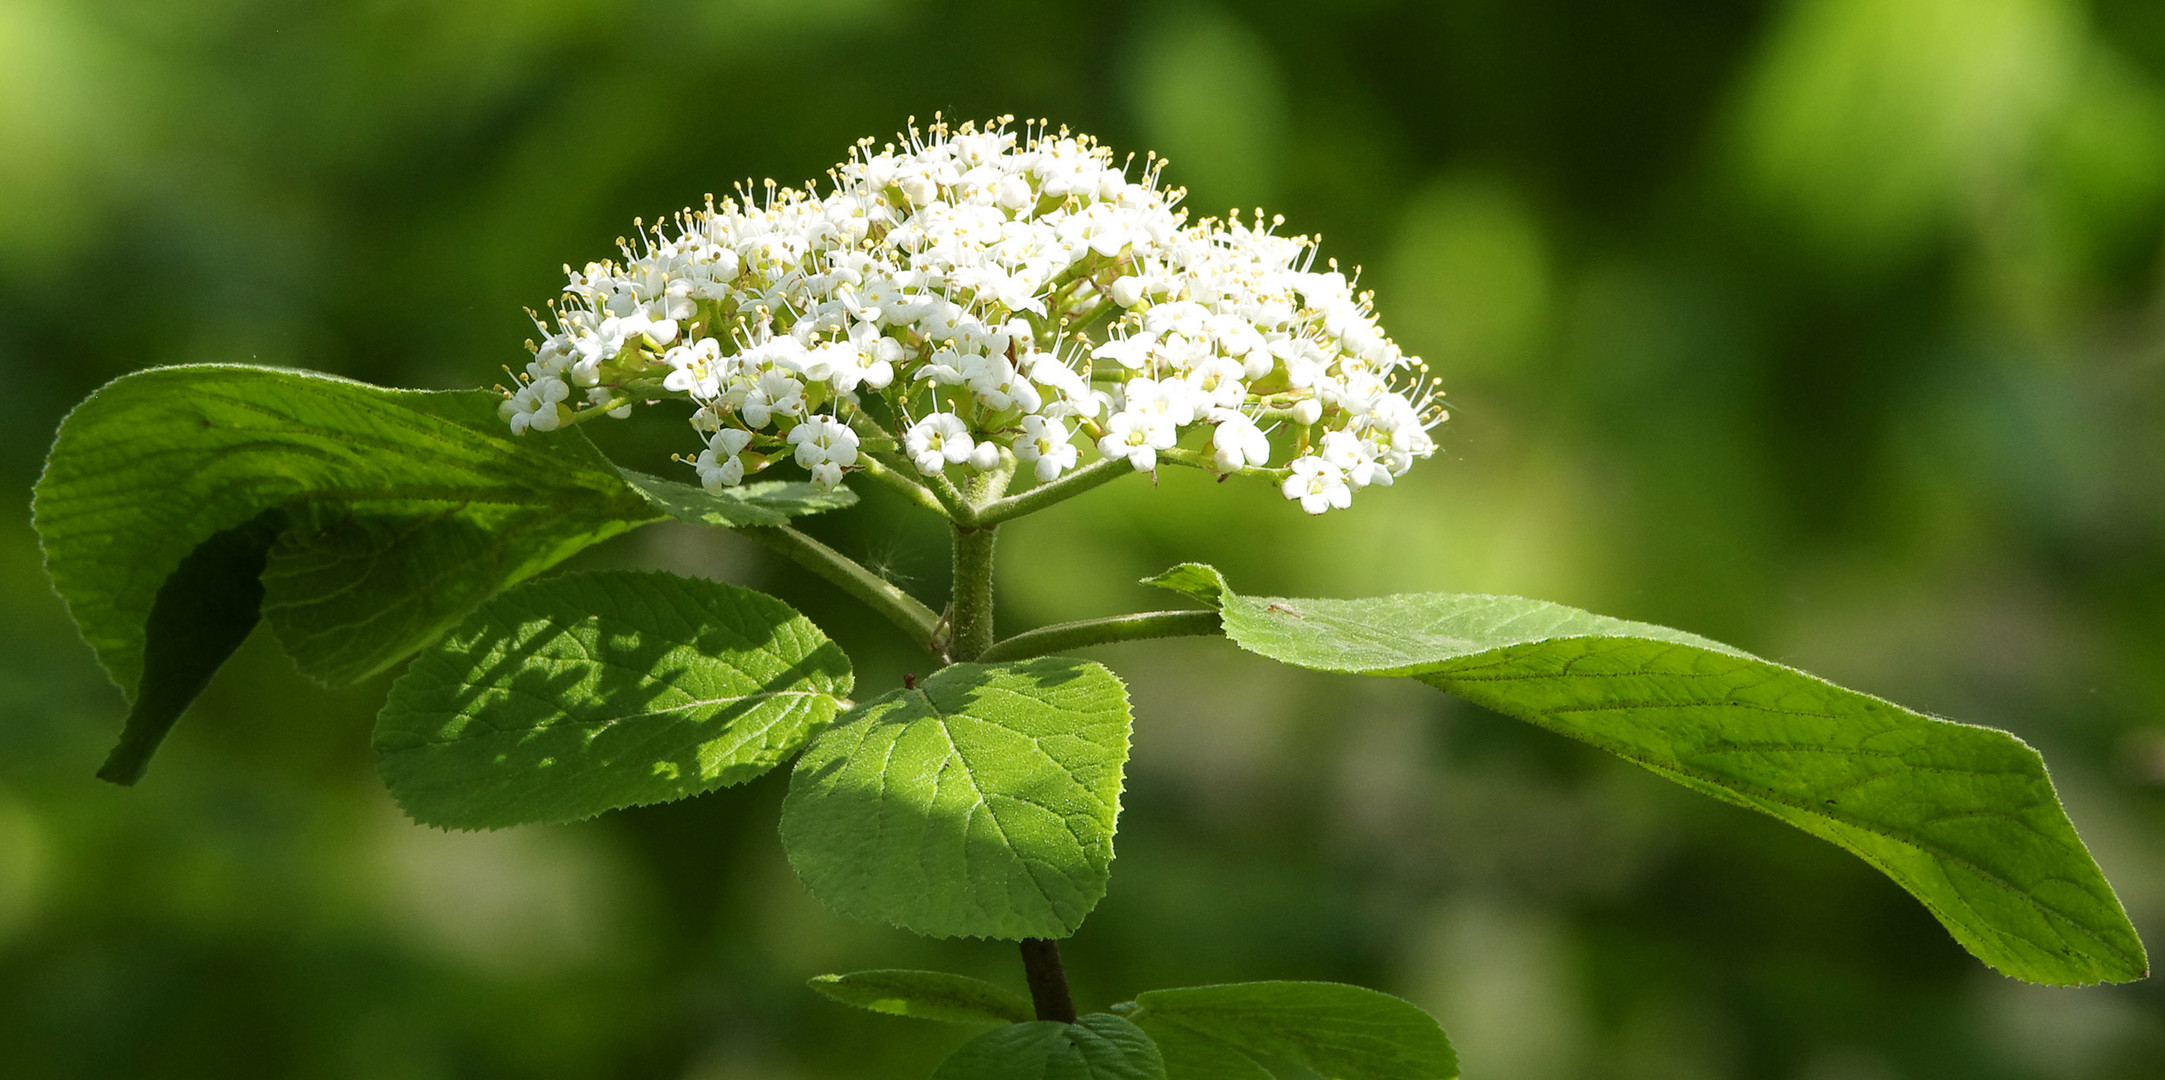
{"left": 4, "top": 1, "right": 2164, "bottom": 1076}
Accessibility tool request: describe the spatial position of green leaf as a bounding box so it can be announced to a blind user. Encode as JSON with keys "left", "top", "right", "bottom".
{"left": 97, "top": 510, "right": 283, "bottom": 784}
{"left": 933, "top": 1015, "right": 1166, "bottom": 1080}
{"left": 32, "top": 366, "right": 657, "bottom": 776}
{"left": 34, "top": 365, "right": 853, "bottom": 783}
{"left": 1128, "top": 1018, "right": 1273, "bottom": 1080}
{"left": 780, "top": 658, "right": 1133, "bottom": 940}
{"left": 375, "top": 570, "right": 850, "bottom": 828}
{"left": 36, "top": 365, "right": 653, "bottom": 692}
{"left": 1128, "top": 982, "right": 1456, "bottom": 1080}
{"left": 617, "top": 468, "right": 857, "bottom": 528}
{"left": 1149, "top": 563, "right": 2150, "bottom": 987}
{"left": 807, "top": 969, "right": 1034, "bottom": 1024}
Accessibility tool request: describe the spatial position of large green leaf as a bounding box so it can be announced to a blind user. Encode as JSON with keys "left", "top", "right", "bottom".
{"left": 375, "top": 571, "right": 850, "bottom": 829}
{"left": 1149, "top": 563, "right": 2149, "bottom": 987}
{"left": 1124, "top": 982, "right": 1457, "bottom": 1080}
{"left": 32, "top": 365, "right": 851, "bottom": 783}
{"left": 808, "top": 969, "right": 1034, "bottom": 1024}
{"left": 932, "top": 1015, "right": 1165, "bottom": 1080}
{"left": 780, "top": 658, "right": 1133, "bottom": 940}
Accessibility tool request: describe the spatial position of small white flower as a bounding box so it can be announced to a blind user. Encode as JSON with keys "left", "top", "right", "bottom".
{"left": 499, "top": 377, "right": 570, "bottom": 435}
{"left": 905, "top": 413, "right": 975, "bottom": 476}
{"left": 1320, "top": 429, "right": 1390, "bottom": 489}
{"left": 1014, "top": 415, "right": 1079, "bottom": 482}
{"left": 788, "top": 415, "right": 860, "bottom": 470}
{"left": 662, "top": 337, "right": 725, "bottom": 397}
{"left": 1281, "top": 456, "right": 1352, "bottom": 515}
{"left": 1090, "top": 331, "right": 1156, "bottom": 370}
{"left": 1209, "top": 410, "right": 1271, "bottom": 472}
{"left": 1096, "top": 408, "right": 1176, "bottom": 472}
{"left": 1109, "top": 275, "right": 1147, "bottom": 308}
{"left": 695, "top": 428, "right": 755, "bottom": 490}
{"left": 741, "top": 370, "right": 805, "bottom": 428}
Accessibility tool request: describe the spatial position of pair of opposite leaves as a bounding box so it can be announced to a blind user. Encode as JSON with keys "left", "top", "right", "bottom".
{"left": 32, "top": 365, "right": 2149, "bottom": 988}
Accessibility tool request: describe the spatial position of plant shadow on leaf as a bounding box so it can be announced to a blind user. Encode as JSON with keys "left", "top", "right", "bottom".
{"left": 378, "top": 571, "right": 851, "bottom": 829}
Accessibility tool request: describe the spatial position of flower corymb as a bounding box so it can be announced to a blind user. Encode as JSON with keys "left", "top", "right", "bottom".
{"left": 505, "top": 117, "right": 1445, "bottom": 513}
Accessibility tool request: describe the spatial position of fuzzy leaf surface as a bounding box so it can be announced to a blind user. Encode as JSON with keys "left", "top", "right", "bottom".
{"left": 1129, "top": 981, "right": 1456, "bottom": 1080}
{"left": 808, "top": 970, "right": 1033, "bottom": 1024}
{"left": 932, "top": 1015, "right": 1165, "bottom": 1080}
{"left": 1148, "top": 563, "right": 2148, "bottom": 986}
{"left": 376, "top": 571, "right": 849, "bottom": 828}
{"left": 780, "top": 658, "right": 1132, "bottom": 940}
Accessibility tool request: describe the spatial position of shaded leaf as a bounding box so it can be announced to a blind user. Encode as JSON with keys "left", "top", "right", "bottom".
{"left": 933, "top": 1014, "right": 1165, "bottom": 1080}
{"left": 1148, "top": 563, "right": 2148, "bottom": 986}
{"left": 376, "top": 570, "right": 849, "bottom": 828}
{"left": 97, "top": 510, "right": 283, "bottom": 784}
{"left": 780, "top": 658, "right": 1132, "bottom": 939}
{"left": 808, "top": 969, "right": 1033, "bottom": 1024}
{"left": 1129, "top": 981, "right": 1456, "bottom": 1080}
{"left": 1128, "top": 1017, "right": 1273, "bottom": 1080}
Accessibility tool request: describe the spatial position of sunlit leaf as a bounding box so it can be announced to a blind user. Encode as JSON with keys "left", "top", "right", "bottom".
{"left": 32, "top": 365, "right": 853, "bottom": 782}
{"left": 1149, "top": 563, "right": 2149, "bottom": 987}
{"left": 376, "top": 570, "right": 850, "bottom": 829}
{"left": 780, "top": 658, "right": 1133, "bottom": 940}
{"left": 32, "top": 365, "right": 661, "bottom": 778}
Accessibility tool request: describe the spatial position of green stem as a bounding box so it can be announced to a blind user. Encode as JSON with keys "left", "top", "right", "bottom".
{"left": 925, "top": 470, "right": 979, "bottom": 524}
{"left": 947, "top": 523, "right": 999, "bottom": 662}
{"left": 937, "top": 491, "right": 1087, "bottom": 1020}
{"left": 973, "top": 455, "right": 1134, "bottom": 525}
{"left": 742, "top": 525, "right": 942, "bottom": 651}
{"left": 854, "top": 456, "right": 948, "bottom": 517}
{"left": 978, "top": 610, "right": 1221, "bottom": 662}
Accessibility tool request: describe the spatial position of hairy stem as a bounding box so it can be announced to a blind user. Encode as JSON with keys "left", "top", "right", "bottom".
{"left": 947, "top": 522, "right": 998, "bottom": 662}
{"left": 742, "top": 525, "right": 942, "bottom": 651}
{"left": 1019, "top": 938, "right": 1078, "bottom": 1024}
{"left": 978, "top": 610, "right": 1221, "bottom": 662}
{"left": 973, "top": 454, "right": 1134, "bottom": 525}
{"left": 853, "top": 456, "right": 948, "bottom": 517}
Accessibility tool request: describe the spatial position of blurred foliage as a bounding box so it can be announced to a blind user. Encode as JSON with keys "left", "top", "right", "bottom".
{"left": 3, "top": 0, "right": 2163, "bottom": 1077}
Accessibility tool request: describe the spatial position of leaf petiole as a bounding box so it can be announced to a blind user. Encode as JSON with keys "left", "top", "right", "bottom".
{"left": 978, "top": 609, "right": 1222, "bottom": 662}
{"left": 741, "top": 524, "right": 943, "bottom": 651}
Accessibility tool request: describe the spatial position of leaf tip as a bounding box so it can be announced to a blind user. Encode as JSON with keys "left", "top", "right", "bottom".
{"left": 93, "top": 749, "right": 149, "bottom": 787}
{"left": 1141, "top": 563, "right": 1227, "bottom": 609}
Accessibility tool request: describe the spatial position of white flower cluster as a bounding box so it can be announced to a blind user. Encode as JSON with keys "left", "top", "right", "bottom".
{"left": 504, "top": 117, "right": 1445, "bottom": 514}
